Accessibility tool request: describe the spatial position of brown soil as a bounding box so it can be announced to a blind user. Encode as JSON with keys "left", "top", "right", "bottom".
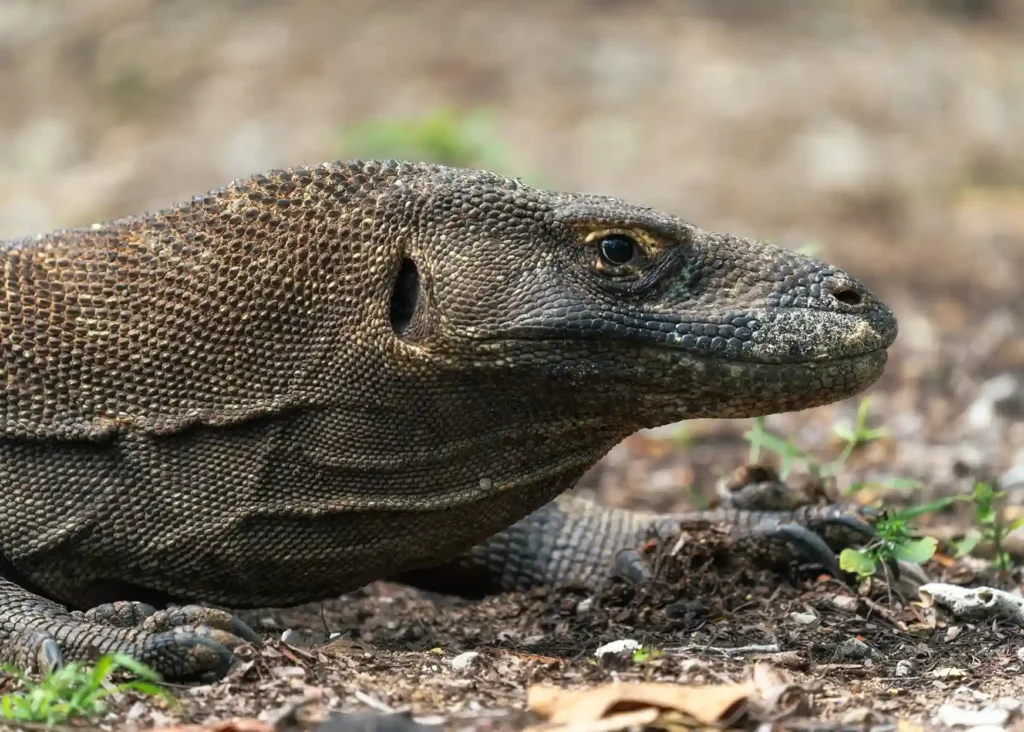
{"left": 41, "top": 528, "right": 1023, "bottom": 730}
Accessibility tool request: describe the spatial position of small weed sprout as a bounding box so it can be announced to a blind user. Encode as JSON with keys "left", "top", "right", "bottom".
{"left": 838, "top": 501, "right": 952, "bottom": 579}
{"left": 631, "top": 646, "right": 663, "bottom": 664}
{"left": 0, "top": 654, "right": 171, "bottom": 726}
{"left": 953, "top": 482, "right": 1024, "bottom": 571}
{"left": 746, "top": 397, "right": 900, "bottom": 482}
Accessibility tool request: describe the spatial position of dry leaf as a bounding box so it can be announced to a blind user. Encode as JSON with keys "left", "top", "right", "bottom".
{"left": 527, "top": 680, "right": 755, "bottom": 727}
{"left": 750, "top": 662, "right": 807, "bottom": 718}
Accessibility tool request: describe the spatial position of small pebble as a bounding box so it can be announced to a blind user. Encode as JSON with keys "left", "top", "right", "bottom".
{"left": 280, "top": 628, "right": 319, "bottom": 648}
{"left": 840, "top": 707, "right": 877, "bottom": 725}
{"left": 125, "top": 702, "right": 147, "bottom": 721}
{"left": 450, "top": 651, "right": 480, "bottom": 670}
{"left": 895, "top": 659, "right": 914, "bottom": 677}
{"left": 831, "top": 595, "right": 858, "bottom": 612}
{"left": 594, "top": 639, "right": 641, "bottom": 657}
{"left": 836, "top": 637, "right": 872, "bottom": 660}
{"left": 935, "top": 702, "right": 1010, "bottom": 729}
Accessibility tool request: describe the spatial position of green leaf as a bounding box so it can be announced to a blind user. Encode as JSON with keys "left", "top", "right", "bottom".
{"left": 954, "top": 529, "right": 983, "bottom": 558}
{"left": 119, "top": 681, "right": 167, "bottom": 698}
{"left": 107, "top": 654, "right": 163, "bottom": 683}
{"left": 839, "top": 548, "right": 877, "bottom": 577}
{"left": 888, "top": 495, "right": 963, "bottom": 522}
{"left": 631, "top": 646, "right": 662, "bottom": 663}
{"left": 973, "top": 482, "right": 995, "bottom": 503}
{"left": 893, "top": 537, "right": 938, "bottom": 564}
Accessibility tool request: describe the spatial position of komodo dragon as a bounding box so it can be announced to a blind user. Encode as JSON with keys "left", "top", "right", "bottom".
{"left": 0, "top": 161, "right": 898, "bottom": 681}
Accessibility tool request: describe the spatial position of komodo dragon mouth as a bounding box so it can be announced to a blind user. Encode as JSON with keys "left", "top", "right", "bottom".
{"left": 483, "top": 306, "right": 896, "bottom": 366}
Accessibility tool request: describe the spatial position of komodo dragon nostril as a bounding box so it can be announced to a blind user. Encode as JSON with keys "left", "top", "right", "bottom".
{"left": 831, "top": 287, "right": 862, "bottom": 306}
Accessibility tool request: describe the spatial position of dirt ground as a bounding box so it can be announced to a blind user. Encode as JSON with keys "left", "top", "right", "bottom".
{"left": 58, "top": 528, "right": 1024, "bottom": 731}
{"left": 2, "top": 1, "right": 1024, "bottom": 729}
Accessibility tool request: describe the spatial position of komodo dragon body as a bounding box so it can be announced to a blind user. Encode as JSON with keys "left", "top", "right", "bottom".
{"left": 0, "top": 161, "right": 897, "bottom": 679}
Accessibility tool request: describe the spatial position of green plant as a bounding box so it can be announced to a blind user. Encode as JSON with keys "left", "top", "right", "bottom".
{"left": 0, "top": 654, "right": 171, "bottom": 726}
{"left": 953, "top": 482, "right": 1024, "bottom": 571}
{"left": 631, "top": 646, "right": 663, "bottom": 663}
{"left": 838, "top": 480, "right": 1024, "bottom": 579}
{"left": 337, "top": 108, "right": 513, "bottom": 172}
{"left": 746, "top": 397, "right": 893, "bottom": 481}
{"left": 838, "top": 500, "right": 953, "bottom": 579}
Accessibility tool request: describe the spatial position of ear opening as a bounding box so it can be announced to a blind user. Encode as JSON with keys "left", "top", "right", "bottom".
{"left": 389, "top": 257, "right": 420, "bottom": 336}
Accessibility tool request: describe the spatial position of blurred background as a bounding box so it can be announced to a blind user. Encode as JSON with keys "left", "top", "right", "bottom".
{"left": 1, "top": 0, "right": 1023, "bottom": 514}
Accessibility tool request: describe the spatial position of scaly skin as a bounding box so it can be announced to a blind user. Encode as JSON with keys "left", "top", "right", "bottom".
{"left": 0, "top": 161, "right": 897, "bottom": 679}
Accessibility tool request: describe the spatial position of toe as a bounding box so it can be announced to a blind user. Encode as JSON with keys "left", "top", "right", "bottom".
{"left": 144, "top": 606, "right": 261, "bottom": 646}
{"left": 189, "top": 624, "right": 253, "bottom": 651}
{"left": 768, "top": 522, "right": 844, "bottom": 579}
{"left": 83, "top": 601, "right": 158, "bottom": 628}
{"left": 147, "top": 631, "right": 235, "bottom": 681}
{"left": 24, "top": 630, "right": 64, "bottom": 674}
{"left": 800, "top": 506, "right": 878, "bottom": 549}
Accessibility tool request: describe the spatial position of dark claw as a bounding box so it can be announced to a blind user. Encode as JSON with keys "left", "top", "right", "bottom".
{"left": 801, "top": 507, "right": 878, "bottom": 547}
{"left": 228, "top": 616, "right": 261, "bottom": 645}
{"left": 816, "top": 512, "right": 877, "bottom": 541}
{"left": 614, "top": 548, "right": 653, "bottom": 586}
{"left": 34, "top": 633, "right": 63, "bottom": 674}
{"left": 804, "top": 509, "right": 901, "bottom": 579}
{"left": 881, "top": 556, "right": 901, "bottom": 581}
{"left": 767, "top": 522, "right": 844, "bottom": 579}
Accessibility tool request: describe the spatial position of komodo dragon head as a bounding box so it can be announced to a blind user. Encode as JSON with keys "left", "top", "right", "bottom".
{"left": 381, "top": 162, "right": 897, "bottom": 423}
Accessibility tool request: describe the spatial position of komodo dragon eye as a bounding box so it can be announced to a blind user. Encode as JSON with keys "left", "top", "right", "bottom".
{"left": 597, "top": 234, "right": 638, "bottom": 265}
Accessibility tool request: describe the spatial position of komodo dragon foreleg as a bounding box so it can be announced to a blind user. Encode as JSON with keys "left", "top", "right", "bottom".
{"left": 396, "top": 492, "right": 878, "bottom": 596}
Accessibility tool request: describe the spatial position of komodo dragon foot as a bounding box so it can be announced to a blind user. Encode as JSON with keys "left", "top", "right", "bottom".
{"left": 614, "top": 503, "right": 879, "bottom": 586}
{"left": 612, "top": 462, "right": 885, "bottom": 583}
{"left": 397, "top": 465, "right": 881, "bottom": 596}
{"left": 0, "top": 580, "right": 258, "bottom": 681}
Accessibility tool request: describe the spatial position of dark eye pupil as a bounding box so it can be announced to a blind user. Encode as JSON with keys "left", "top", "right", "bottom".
{"left": 599, "top": 235, "right": 635, "bottom": 265}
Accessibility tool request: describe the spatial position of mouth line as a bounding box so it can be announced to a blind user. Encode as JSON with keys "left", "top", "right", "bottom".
{"left": 641, "top": 344, "right": 890, "bottom": 367}
{"left": 477, "top": 335, "right": 889, "bottom": 367}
